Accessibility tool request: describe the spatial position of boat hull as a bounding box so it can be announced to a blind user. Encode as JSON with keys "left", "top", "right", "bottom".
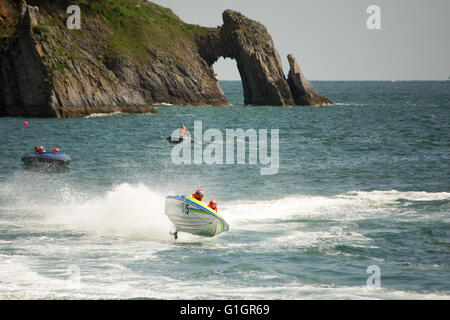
{"left": 165, "top": 195, "right": 229, "bottom": 237}
{"left": 166, "top": 136, "right": 192, "bottom": 144}
{"left": 21, "top": 152, "right": 71, "bottom": 168}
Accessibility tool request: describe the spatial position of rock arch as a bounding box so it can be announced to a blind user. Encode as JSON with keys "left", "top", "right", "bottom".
{"left": 197, "top": 10, "right": 331, "bottom": 106}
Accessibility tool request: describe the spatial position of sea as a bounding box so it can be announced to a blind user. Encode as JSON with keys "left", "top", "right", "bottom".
{"left": 0, "top": 81, "right": 449, "bottom": 299}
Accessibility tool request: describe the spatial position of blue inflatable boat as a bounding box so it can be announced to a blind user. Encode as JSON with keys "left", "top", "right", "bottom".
{"left": 21, "top": 149, "right": 71, "bottom": 168}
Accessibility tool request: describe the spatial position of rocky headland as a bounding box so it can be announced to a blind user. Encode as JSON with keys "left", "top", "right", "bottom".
{"left": 0, "top": 0, "right": 331, "bottom": 118}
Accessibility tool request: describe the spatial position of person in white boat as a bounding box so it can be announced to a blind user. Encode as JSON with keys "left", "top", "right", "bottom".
{"left": 208, "top": 200, "right": 218, "bottom": 212}
{"left": 180, "top": 124, "right": 187, "bottom": 137}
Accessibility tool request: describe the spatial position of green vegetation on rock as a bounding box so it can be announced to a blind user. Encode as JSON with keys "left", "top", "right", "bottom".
{"left": 76, "top": 0, "right": 209, "bottom": 63}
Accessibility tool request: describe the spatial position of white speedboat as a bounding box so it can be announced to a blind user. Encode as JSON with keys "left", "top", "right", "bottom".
{"left": 165, "top": 195, "right": 230, "bottom": 239}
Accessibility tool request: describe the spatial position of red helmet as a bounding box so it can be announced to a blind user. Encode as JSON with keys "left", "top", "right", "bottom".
{"left": 194, "top": 189, "right": 204, "bottom": 200}
{"left": 209, "top": 200, "right": 217, "bottom": 206}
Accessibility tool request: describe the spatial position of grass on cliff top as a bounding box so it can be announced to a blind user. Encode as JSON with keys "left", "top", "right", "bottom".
{"left": 3, "top": 0, "right": 213, "bottom": 64}
{"left": 77, "top": 0, "right": 211, "bottom": 63}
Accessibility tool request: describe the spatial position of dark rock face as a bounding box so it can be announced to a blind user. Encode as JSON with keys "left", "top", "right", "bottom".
{"left": 47, "top": 37, "right": 226, "bottom": 117}
{"left": 0, "top": 2, "right": 331, "bottom": 118}
{"left": 197, "top": 10, "right": 331, "bottom": 106}
{"left": 1, "top": 4, "right": 57, "bottom": 117}
{"left": 1, "top": 1, "right": 223, "bottom": 118}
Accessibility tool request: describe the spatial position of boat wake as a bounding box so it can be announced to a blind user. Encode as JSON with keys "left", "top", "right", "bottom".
{"left": 1, "top": 170, "right": 448, "bottom": 241}
{"left": 222, "top": 190, "right": 450, "bottom": 226}
{"left": 48, "top": 183, "right": 172, "bottom": 240}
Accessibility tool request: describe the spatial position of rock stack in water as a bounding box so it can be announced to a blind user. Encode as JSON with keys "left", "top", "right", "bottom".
{"left": 287, "top": 54, "right": 332, "bottom": 106}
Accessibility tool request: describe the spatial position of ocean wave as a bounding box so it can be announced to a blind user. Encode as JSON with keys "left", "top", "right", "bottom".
{"left": 0, "top": 182, "right": 449, "bottom": 299}
{"left": 1, "top": 254, "right": 448, "bottom": 300}
{"left": 332, "top": 102, "right": 369, "bottom": 107}
{"left": 222, "top": 190, "right": 450, "bottom": 226}
{"left": 84, "top": 111, "right": 125, "bottom": 118}
{"left": 152, "top": 102, "right": 173, "bottom": 106}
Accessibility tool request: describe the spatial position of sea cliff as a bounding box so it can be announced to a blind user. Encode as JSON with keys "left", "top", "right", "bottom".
{"left": 0, "top": 0, "right": 331, "bottom": 118}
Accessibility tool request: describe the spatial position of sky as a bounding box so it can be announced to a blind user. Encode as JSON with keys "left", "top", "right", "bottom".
{"left": 151, "top": 0, "right": 450, "bottom": 80}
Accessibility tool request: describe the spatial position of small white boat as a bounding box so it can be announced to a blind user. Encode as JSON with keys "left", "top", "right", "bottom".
{"left": 165, "top": 195, "right": 230, "bottom": 239}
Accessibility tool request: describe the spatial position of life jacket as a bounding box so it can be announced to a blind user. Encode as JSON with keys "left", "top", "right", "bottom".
{"left": 192, "top": 193, "right": 203, "bottom": 202}
{"left": 208, "top": 200, "right": 218, "bottom": 212}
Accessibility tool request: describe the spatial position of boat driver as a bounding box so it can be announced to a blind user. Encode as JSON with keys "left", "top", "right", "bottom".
{"left": 34, "top": 146, "right": 45, "bottom": 154}
{"left": 180, "top": 124, "right": 187, "bottom": 137}
{"left": 192, "top": 189, "right": 204, "bottom": 202}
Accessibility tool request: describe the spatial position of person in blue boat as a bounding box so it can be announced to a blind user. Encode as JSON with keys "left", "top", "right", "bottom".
{"left": 192, "top": 189, "right": 204, "bottom": 202}
{"left": 34, "top": 146, "right": 45, "bottom": 154}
